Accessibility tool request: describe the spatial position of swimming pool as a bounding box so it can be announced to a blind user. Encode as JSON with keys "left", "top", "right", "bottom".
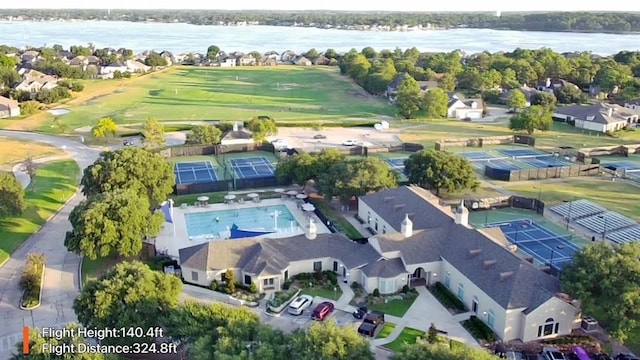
{"left": 184, "top": 205, "right": 299, "bottom": 237}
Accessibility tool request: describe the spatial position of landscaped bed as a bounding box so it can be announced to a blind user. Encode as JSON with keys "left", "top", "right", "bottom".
{"left": 375, "top": 323, "right": 397, "bottom": 339}
{"left": 20, "top": 253, "right": 46, "bottom": 309}
{"left": 384, "top": 327, "right": 425, "bottom": 352}
{"left": 461, "top": 316, "right": 496, "bottom": 344}
{"left": 429, "top": 282, "right": 466, "bottom": 313}
{"left": 366, "top": 287, "right": 418, "bottom": 317}
{"left": 285, "top": 271, "right": 342, "bottom": 301}
{"left": 309, "top": 198, "right": 363, "bottom": 239}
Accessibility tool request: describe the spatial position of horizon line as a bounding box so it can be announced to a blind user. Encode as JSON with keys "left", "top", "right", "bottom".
{"left": 3, "top": 9, "right": 639, "bottom": 13}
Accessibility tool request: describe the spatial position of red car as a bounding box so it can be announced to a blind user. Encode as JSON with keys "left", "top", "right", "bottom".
{"left": 311, "top": 302, "right": 334, "bottom": 321}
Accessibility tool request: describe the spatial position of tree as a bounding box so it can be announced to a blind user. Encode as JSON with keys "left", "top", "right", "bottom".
{"left": 186, "top": 125, "right": 222, "bottom": 145}
{"left": 305, "top": 48, "right": 319, "bottom": 59}
{"left": 206, "top": 45, "right": 220, "bottom": 60}
{"left": 594, "top": 61, "right": 633, "bottom": 92}
{"left": 391, "top": 340, "right": 499, "bottom": 360}
{"left": 553, "top": 85, "right": 584, "bottom": 104}
{"left": 21, "top": 156, "right": 39, "bottom": 181}
{"left": 507, "top": 89, "right": 527, "bottom": 112}
{"left": 509, "top": 105, "right": 553, "bottom": 135}
{"left": 404, "top": 150, "right": 478, "bottom": 195}
{"left": 74, "top": 261, "right": 182, "bottom": 345}
{"left": 530, "top": 92, "right": 557, "bottom": 110}
{"left": 65, "top": 189, "right": 164, "bottom": 259}
{"left": 145, "top": 52, "right": 168, "bottom": 67}
{"left": 20, "top": 100, "right": 42, "bottom": 116}
{"left": 422, "top": 88, "right": 449, "bottom": 118}
{"left": 91, "top": 117, "right": 117, "bottom": 138}
{"left": 562, "top": 242, "right": 640, "bottom": 343}
{"left": 0, "top": 172, "right": 26, "bottom": 218}
{"left": 141, "top": 117, "right": 165, "bottom": 148}
{"left": 427, "top": 323, "right": 439, "bottom": 344}
{"left": 324, "top": 48, "right": 338, "bottom": 59}
{"left": 247, "top": 117, "right": 278, "bottom": 142}
{"left": 80, "top": 146, "right": 175, "bottom": 206}
{"left": 288, "top": 320, "right": 374, "bottom": 360}
{"left": 11, "top": 323, "right": 105, "bottom": 360}
{"left": 275, "top": 152, "right": 320, "bottom": 188}
{"left": 396, "top": 75, "right": 422, "bottom": 119}
{"left": 437, "top": 73, "right": 457, "bottom": 92}
{"left": 316, "top": 158, "right": 397, "bottom": 202}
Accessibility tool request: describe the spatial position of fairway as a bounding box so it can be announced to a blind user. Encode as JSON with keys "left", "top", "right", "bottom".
{"left": 34, "top": 66, "right": 394, "bottom": 132}
{"left": 0, "top": 136, "right": 65, "bottom": 171}
{"left": 0, "top": 160, "right": 79, "bottom": 264}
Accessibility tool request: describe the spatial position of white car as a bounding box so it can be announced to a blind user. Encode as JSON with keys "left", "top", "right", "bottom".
{"left": 342, "top": 139, "right": 358, "bottom": 146}
{"left": 287, "top": 295, "right": 314, "bottom": 316}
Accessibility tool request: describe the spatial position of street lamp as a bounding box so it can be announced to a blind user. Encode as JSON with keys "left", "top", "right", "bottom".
{"left": 598, "top": 215, "right": 608, "bottom": 241}
{"left": 563, "top": 200, "right": 573, "bottom": 230}
{"left": 549, "top": 245, "right": 565, "bottom": 268}
{"left": 484, "top": 207, "right": 494, "bottom": 227}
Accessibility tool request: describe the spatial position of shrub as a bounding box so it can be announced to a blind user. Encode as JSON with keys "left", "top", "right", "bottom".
{"left": 373, "top": 288, "right": 380, "bottom": 297}
{"left": 462, "top": 316, "right": 496, "bottom": 343}
{"left": 324, "top": 270, "right": 338, "bottom": 285}
{"left": 431, "top": 282, "right": 466, "bottom": 311}
{"left": 225, "top": 269, "right": 236, "bottom": 293}
{"left": 20, "top": 100, "right": 42, "bottom": 116}
{"left": 282, "top": 280, "right": 291, "bottom": 290}
{"left": 249, "top": 283, "right": 258, "bottom": 294}
{"left": 402, "top": 285, "right": 410, "bottom": 293}
{"left": 268, "top": 288, "right": 298, "bottom": 308}
{"left": 210, "top": 280, "right": 218, "bottom": 291}
{"left": 20, "top": 253, "right": 46, "bottom": 308}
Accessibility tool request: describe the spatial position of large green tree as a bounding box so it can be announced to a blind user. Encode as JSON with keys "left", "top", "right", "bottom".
{"left": 74, "top": 261, "right": 182, "bottom": 345}
{"left": 530, "top": 92, "right": 557, "bottom": 110}
{"left": 508, "top": 105, "right": 553, "bottom": 135}
{"left": 206, "top": 45, "right": 220, "bottom": 60}
{"left": 0, "top": 172, "right": 26, "bottom": 218}
{"left": 422, "top": 88, "right": 449, "bottom": 118}
{"left": 553, "top": 85, "right": 584, "bottom": 104}
{"left": 316, "top": 158, "right": 397, "bottom": 202}
{"left": 11, "top": 323, "right": 104, "bottom": 360}
{"left": 289, "top": 320, "right": 374, "bottom": 359}
{"left": 247, "top": 117, "right": 278, "bottom": 143}
{"left": 81, "top": 147, "right": 175, "bottom": 206}
{"left": 396, "top": 75, "right": 422, "bottom": 119}
{"left": 65, "top": 189, "right": 164, "bottom": 259}
{"left": 562, "top": 242, "right": 640, "bottom": 343}
{"left": 404, "top": 150, "right": 478, "bottom": 195}
{"left": 141, "top": 116, "right": 165, "bottom": 148}
{"left": 507, "top": 89, "right": 527, "bottom": 112}
{"left": 391, "top": 340, "right": 499, "bottom": 360}
{"left": 186, "top": 125, "right": 223, "bottom": 145}
{"left": 91, "top": 117, "right": 117, "bottom": 138}
{"left": 275, "top": 148, "right": 346, "bottom": 188}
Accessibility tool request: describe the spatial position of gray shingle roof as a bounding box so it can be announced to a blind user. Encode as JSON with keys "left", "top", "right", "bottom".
{"left": 554, "top": 103, "right": 636, "bottom": 124}
{"left": 362, "top": 257, "right": 407, "bottom": 278}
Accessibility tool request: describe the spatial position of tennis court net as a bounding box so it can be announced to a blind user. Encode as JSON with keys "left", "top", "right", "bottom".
{"left": 467, "top": 154, "right": 555, "bottom": 162}
{"left": 175, "top": 167, "right": 214, "bottom": 171}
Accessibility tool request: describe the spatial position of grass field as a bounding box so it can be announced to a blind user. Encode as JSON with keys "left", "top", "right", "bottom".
{"left": 375, "top": 323, "right": 397, "bottom": 339}
{"left": 0, "top": 136, "right": 65, "bottom": 171}
{"left": 15, "top": 66, "right": 393, "bottom": 133}
{"left": 368, "top": 296, "right": 417, "bottom": 317}
{"left": 0, "top": 160, "right": 79, "bottom": 264}
{"left": 384, "top": 327, "right": 425, "bottom": 352}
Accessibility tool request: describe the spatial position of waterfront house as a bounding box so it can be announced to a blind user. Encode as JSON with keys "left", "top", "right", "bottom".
{"left": 294, "top": 56, "right": 312, "bottom": 66}
{"left": 280, "top": 50, "right": 297, "bottom": 63}
{"left": 447, "top": 93, "right": 484, "bottom": 120}
{"left": 313, "top": 55, "right": 331, "bottom": 65}
{"left": 385, "top": 72, "right": 439, "bottom": 103}
{"left": 0, "top": 96, "right": 20, "bottom": 118}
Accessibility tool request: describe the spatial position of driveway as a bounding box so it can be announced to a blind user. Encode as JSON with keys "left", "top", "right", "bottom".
{"left": 0, "top": 130, "right": 100, "bottom": 358}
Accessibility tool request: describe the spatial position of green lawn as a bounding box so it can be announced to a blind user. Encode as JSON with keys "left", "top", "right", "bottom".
{"left": 375, "top": 323, "right": 397, "bottom": 339}
{"left": 309, "top": 198, "right": 363, "bottom": 239}
{"left": 0, "top": 160, "right": 79, "bottom": 265}
{"left": 384, "top": 327, "right": 425, "bottom": 352}
{"left": 32, "top": 66, "right": 394, "bottom": 133}
{"left": 301, "top": 286, "right": 343, "bottom": 301}
{"left": 368, "top": 297, "right": 417, "bottom": 317}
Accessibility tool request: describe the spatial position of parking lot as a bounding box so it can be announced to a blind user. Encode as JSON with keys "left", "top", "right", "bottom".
{"left": 259, "top": 306, "right": 360, "bottom": 333}
{"left": 271, "top": 127, "right": 402, "bottom": 152}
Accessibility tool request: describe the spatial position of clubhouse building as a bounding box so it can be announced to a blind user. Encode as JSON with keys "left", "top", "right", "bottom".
{"left": 175, "top": 185, "right": 581, "bottom": 342}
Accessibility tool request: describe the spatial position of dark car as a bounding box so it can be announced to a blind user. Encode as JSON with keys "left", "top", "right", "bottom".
{"left": 357, "top": 311, "right": 385, "bottom": 337}
{"left": 594, "top": 354, "right": 613, "bottom": 360}
{"left": 616, "top": 354, "right": 640, "bottom": 360}
{"left": 313, "top": 134, "right": 327, "bottom": 139}
{"left": 311, "top": 302, "right": 334, "bottom": 321}
{"left": 353, "top": 305, "right": 368, "bottom": 319}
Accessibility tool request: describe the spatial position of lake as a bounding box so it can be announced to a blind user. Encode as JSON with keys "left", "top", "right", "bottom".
{"left": 1, "top": 21, "right": 639, "bottom": 55}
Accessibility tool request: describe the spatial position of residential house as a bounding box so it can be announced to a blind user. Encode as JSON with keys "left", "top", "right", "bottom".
{"left": 257, "top": 56, "right": 278, "bottom": 66}
{"left": 100, "top": 62, "right": 128, "bottom": 75}
{"left": 357, "top": 186, "right": 581, "bottom": 342}
{"left": 237, "top": 55, "right": 256, "bottom": 66}
{"left": 220, "top": 122, "right": 255, "bottom": 146}
{"left": 623, "top": 98, "right": 640, "bottom": 113}
{"left": 553, "top": 103, "right": 639, "bottom": 133}
{"left": 280, "top": 50, "right": 297, "bottom": 63}
{"left": 447, "top": 93, "right": 483, "bottom": 120}
{"left": 294, "top": 56, "right": 312, "bottom": 66}
{"left": 264, "top": 50, "right": 279, "bottom": 58}
{"left": 69, "top": 56, "right": 89, "bottom": 70}
{"left": 219, "top": 57, "right": 237, "bottom": 67}
{"left": 0, "top": 96, "right": 20, "bottom": 118}
{"left": 159, "top": 51, "right": 174, "bottom": 65}
{"left": 499, "top": 86, "right": 543, "bottom": 107}
{"left": 385, "top": 73, "right": 439, "bottom": 103}
{"left": 14, "top": 74, "right": 58, "bottom": 94}
{"left": 20, "top": 50, "right": 40, "bottom": 63}
{"left": 86, "top": 55, "right": 101, "bottom": 66}
{"left": 125, "top": 60, "right": 151, "bottom": 73}
{"left": 313, "top": 55, "right": 331, "bottom": 66}
{"left": 537, "top": 78, "right": 580, "bottom": 94}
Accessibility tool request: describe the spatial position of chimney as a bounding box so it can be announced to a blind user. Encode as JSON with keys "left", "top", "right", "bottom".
{"left": 468, "top": 249, "right": 482, "bottom": 259}
{"left": 454, "top": 200, "right": 469, "bottom": 226}
{"left": 500, "top": 272, "right": 514, "bottom": 281}
{"left": 232, "top": 122, "right": 239, "bottom": 131}
{"left": 483, "top": 260, "right": 497, "bottom": 270}
{"left": 305, "top": 218, "right": 317, "bottom": 240}
{"left": 400, "top": 213, "right": 413, "bottom": 238}
{"left": 545, "top": 78, "right": 551, "bottom": 88}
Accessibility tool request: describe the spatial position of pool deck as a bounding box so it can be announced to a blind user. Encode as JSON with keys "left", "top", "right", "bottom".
{"left": 155, "top": 198, "right": 330, "bottom": 259}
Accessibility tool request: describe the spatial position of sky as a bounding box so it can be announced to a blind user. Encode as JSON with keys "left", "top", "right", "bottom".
{"left": 4, "top": 0, "right": 640, "bottom": 12}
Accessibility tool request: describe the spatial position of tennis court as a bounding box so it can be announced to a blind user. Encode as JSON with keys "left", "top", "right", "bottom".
{"left": 461, "top": 152, "right": 522, "bottom": 170}
{"left": 460, "top": 148, "right": 570, "bottom": 171}
{"left": 174, "top": 161, "right": 218, "bottom": 184}
{"left": 486, "top": 219, "right": 581, "bottom": 270}
{"left": 229, "top": 157, "right": 276, "bottom": 179}
{"left": 601, "top": 160, "right": 640, "bottom": 180}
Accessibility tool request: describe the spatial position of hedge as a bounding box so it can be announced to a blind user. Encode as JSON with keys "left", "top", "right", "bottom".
{"left": 430, "top": 282, "right": 466, "bottom": 311}
{"left": 462, "top": 316, "right": 496, "bottom": 343}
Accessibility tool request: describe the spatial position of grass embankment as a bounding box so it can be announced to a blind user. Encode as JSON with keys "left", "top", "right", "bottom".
{"left": 368, "top": 297, "right": 417, "bottom": 317}
{"left": 0, "top": 160, "right": 80, "bottom": 264}
{"left": 384, "top": 327, "right": 426, "bottom": 352}
{"left": 0, "top": 136, "right": 66, "bottom": 171}
{"left": 309, "top": 198, "right": 363, "bottom": 239}
{"left": 7, "top": 66, "right": 393, "bottom": 133}
{"left": 301, "top": 287, "right": 343, "bottom": 301}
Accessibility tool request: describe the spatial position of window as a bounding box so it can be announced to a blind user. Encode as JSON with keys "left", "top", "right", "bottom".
{"left": 457, "top": 283, "right": 465, "bottom": 301}
{"left": 444, "top": 272, "right": 451, "bottom": 288}
{"left": 537, "top": 318, "right": 558, "bottom": 337}
{"left": 487, "top": 310, "right": 495, "bottom": 329}
{"left": 333, "top": 261, "right": 338, "bottom": 272}
{"left": 382, "top": 225, "right": 386, "bottom": 234}
{"left": 263, "top": 278, "right": 274, "bottom": 286}
{"left": 284, "top": 270, "right": 289, "bottom": 281}
{"left": 244, "top": 275, "right": 252, "bottom": 285}
{"left": 367, "top": 212, "right": 371, "bottom": 223}
{"left": 313, "top": 261, "right": 322, "bottom": 271}
{"left": 191, "top": 271, "right": 198, "bottom": 281}
{"left": 375, "top": 219, "right": 379, "bottom": 231}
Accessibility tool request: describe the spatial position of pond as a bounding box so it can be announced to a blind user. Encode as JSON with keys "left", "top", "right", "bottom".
{"left": 47, "top": 109, "right": 71, "bottom": 116}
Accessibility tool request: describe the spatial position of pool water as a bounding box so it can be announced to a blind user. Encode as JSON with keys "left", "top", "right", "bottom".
{"left": 184, "top": 205, "right": 299, "bottom": 237}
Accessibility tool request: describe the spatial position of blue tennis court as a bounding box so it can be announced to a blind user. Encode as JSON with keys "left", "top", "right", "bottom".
{"left": 602, "top": 161, "right": 640, "bottom": 171}
{"left": 499, "top": 149, "right": 542, "bottom": 157}
{"left": 486, "top": 219, "right": 581, "bottom": 270}
{"left": 461, "top": 152, "right": 521, "bottom": 170}
{"left": 174, "top": 161, "right": 218, "bottom": 184}
{"left": 461, "top": 152, "right": 495, "bottom": 160}
{"left": 229, "top": 157, "right": 276, "bottom": 179}
{"left": 383, "top": 157, "right": 408, "bottom": 172}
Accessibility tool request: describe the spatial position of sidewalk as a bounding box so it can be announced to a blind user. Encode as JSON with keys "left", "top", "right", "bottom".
{"left": 11, "top": 155, "right": 72, "bottom": 189}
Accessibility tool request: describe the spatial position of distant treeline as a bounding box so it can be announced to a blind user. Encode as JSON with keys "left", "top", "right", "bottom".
{"left": 2, "top": 9, "right": 640, "bottom": 33}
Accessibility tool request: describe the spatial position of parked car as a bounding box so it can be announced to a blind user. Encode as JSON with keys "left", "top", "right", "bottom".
{"left": 357, "top": 311, "right": 385, "bottom": 337}
{"left": 311, "top": 302, "right": 334, "bottom": 321}
{"left": 542, "top": 347, "right": 567, "bottom": 360}
{"left": 313, "top": 134, "right": 327, "bottom": 139}
{"left": 505, "top": 350, "right": 527, "bottom": 360}
{"left": 616, "top": 354, "right": 640, "bottom": 360}
{"left": 287, "top": 295, "right": 313, "bottom": 316}
{"left": 594, "top": 354, "right": 613, "bottom": 360}
{"left": 342, "top": 139, "right": 358, "bottom": 146}
{"left": 352, "top": 305, "right": 368, "bottom": 319}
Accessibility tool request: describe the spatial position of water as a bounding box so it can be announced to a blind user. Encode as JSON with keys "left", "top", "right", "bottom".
{"left": 1, "top": 21, "right": 639, "bottom": 55}
{"left": 47, "top": 109, "right": 70, "bottom": 115}
{"left": 184, "top": 204, "right": 298, "bottom": 237}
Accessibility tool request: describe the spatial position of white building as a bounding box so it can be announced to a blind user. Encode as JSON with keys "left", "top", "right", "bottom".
{"left": 553, "top": 103, "right": 639, "bottom": 133}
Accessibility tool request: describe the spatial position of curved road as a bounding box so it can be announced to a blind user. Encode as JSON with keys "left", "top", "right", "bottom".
{"left": 0, "top": 131, "right": 101, "bottom": 357}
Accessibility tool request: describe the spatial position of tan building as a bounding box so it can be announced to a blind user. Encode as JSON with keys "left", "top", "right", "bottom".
{"left": 0, "top": 96, "right": 20, "bottom": 118}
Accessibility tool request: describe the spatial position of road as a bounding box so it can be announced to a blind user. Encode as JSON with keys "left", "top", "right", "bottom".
{"left": 0, "top": 130, "right": 101, "bottom": 358}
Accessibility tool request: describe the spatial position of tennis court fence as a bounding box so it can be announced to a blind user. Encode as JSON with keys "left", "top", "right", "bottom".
{"left": 485, "top": 163, "right": 600, "bottom": 182}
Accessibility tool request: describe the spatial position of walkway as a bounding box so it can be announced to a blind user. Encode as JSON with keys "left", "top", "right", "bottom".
{"left": 0, "top": 130, "right": 101, "bottom": 360}
{"left": 11, "top": 155, "right": 72, "bottom": 189}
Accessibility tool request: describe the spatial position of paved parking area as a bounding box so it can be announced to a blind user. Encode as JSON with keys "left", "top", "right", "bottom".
{"left": 271, "top": 127, "right": 402, "bottom": 152}
{"left": 260, "top": 306, "right": 359, "bottom": 333}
